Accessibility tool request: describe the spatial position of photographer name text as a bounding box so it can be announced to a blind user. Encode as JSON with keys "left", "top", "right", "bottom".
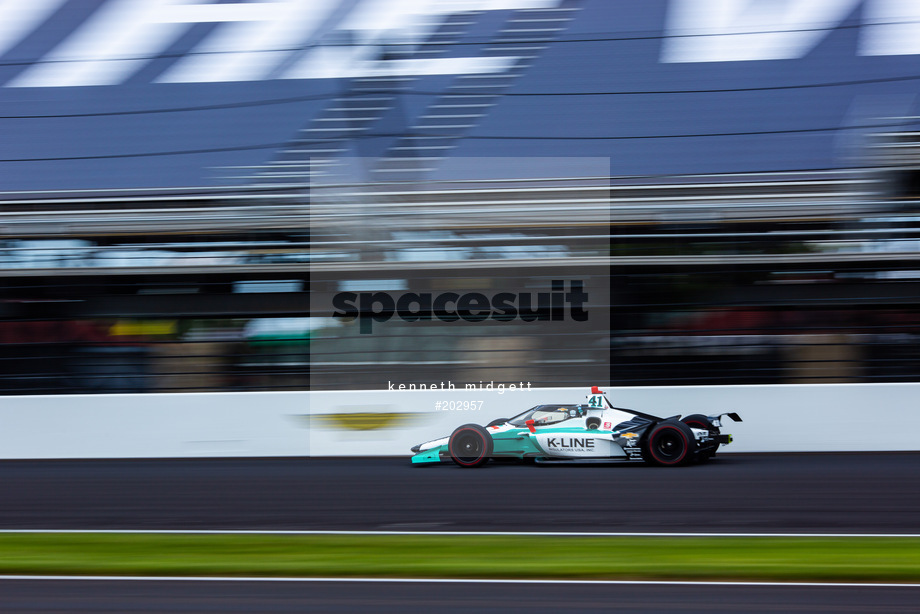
{"left": 388, "top": 380, "right": 532, "bottom": 394}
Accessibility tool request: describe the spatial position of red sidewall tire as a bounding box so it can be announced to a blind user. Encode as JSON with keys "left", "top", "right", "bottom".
{"left": 645, "top": 422, "right": 695, "bottom": 466}
{"left": 449, "top": 424, "right": 493, "bottom": 468}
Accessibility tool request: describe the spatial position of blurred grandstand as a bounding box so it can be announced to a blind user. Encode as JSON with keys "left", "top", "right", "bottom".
{"left": 2, "top": 0, "right": 920, "bottom": 393}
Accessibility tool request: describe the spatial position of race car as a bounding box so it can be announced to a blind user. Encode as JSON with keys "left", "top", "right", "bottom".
{"left": 411, "top": 387, "right": 740, "bottom": 467}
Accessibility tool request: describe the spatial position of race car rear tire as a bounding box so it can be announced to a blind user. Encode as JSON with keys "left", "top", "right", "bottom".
{"left": 642, "top": 421, "right": 697, "bottom": 467}
{"left": 448, "top": 424, "right": 493, "bottom": 468}
{"left": 681, "top": 414, "right": 720, "bottom": 461}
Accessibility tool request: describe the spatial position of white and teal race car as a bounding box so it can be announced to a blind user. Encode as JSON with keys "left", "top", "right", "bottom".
{"left": 411, "top": 387, "right": 740, "bottom": 467}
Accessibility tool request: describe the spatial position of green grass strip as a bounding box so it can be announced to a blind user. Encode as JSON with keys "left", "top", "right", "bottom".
{"left": 1, "top": 534, "right": 919, "bottom": 582}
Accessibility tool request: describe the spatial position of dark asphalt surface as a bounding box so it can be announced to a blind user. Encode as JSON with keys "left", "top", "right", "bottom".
{"left": 0, "top": 579, "right": 917, "bottom": 613}
{"left": 0, "top": 453, "right": 918, "bottom": 532}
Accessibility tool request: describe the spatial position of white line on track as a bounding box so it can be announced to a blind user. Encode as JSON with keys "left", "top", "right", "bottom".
{"left": 0, "top": 576, "right": 918, "bottom": 588}
{"left": 0, "top": 530, "right": 919, "bottom": 538}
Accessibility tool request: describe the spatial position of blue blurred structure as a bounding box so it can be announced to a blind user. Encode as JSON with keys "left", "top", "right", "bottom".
{"left": 0, "top": 0, "right": 919, "bottom": 190}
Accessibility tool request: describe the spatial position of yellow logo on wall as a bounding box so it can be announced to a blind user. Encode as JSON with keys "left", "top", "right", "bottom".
{"left": 311, "top": 412, "right": 418, "bottom": 431}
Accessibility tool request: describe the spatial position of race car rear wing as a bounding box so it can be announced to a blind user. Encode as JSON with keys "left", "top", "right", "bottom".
{"left": 708, "top": 412, "right": 742, "bottom": 428}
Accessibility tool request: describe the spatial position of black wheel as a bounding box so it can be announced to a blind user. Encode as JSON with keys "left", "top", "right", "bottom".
{"left": 681, "top": 414, "right": 720, "bottom": 461}
{"left": 642, "top": 421, "right": 697, "bottom": 467}
{"left": 448, "top": 424, "right": 493, "bottom": 468}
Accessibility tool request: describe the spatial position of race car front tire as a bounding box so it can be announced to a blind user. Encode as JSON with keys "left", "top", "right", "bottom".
{"left": 642, "top": 420, "right": 697, "bottom": 467}
{"left": 448, "top": 424, "right": 493, "bottom": 468}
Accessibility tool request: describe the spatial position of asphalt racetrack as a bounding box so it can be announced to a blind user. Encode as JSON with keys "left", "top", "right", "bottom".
{"left": 1, "top": 578, "right": 918, "bottom": 614}
{"left": 0, "top": 453, "right": 918, "bottom": 533}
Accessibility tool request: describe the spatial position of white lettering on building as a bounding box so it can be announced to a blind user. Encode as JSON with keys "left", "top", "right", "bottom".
{"left": 662, "top": 0, "right": 920, "bottom": 62}
{"left": 9, "top": 0, "right": 559, "bottom": 88}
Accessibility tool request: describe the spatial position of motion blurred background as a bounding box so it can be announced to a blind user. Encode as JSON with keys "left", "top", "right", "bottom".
{"left": 2, "top": 0, "right": 920, "bottom": 394}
